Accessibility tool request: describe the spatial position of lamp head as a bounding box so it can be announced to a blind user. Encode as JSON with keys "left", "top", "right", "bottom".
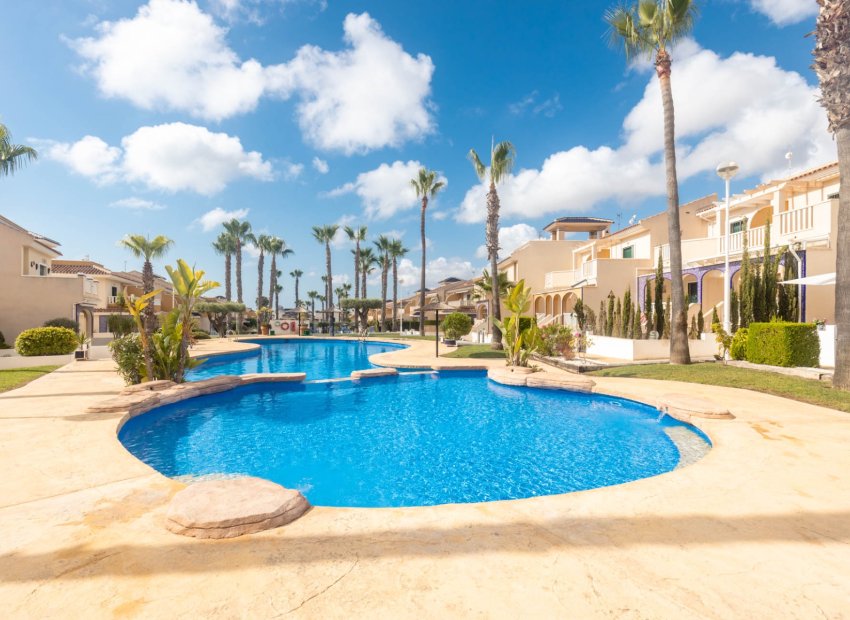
{"left": 716, "top": 162, "right": 740, "bottom": 181}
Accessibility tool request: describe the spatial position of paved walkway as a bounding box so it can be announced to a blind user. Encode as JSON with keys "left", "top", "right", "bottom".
{"left": 0, "top": 337, "right": 848, "bottom": 618}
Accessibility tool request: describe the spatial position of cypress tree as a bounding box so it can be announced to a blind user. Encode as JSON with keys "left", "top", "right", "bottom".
{"left": 598, "top": 300, "right": 606, "bottom": 334}
{"left": 633, "top": 303, "right": 642, "bottom": 340}
{"left": 644, "top": 281, "right": 653, "bottom": 339}
{"left": 739, "top": 218, "right": 753, "bottom": 327}
{"left": 697, "top": 304, "right": 705, "bottom": 335}
{"left": 662, "top": 296, "right": 672, "bottom": 339}
{"left": 654, "top": 254, "right": 665, "bottom": 335}
{"left": 761, "top": 221, "right": 777, "bottom": 319}
{"left": 622, "top": 288, "right": 632, "bottom": 337}
{"left": 689, "top": 315, "right": 698, "bottom": 339}
{"left": 711, "top": 305, "right": 720, "bottom": 327}
{"left": 613, "top": 297, "right": 622, "bottom": 338}
{"left": 752, "top": 269, "right": 765, "bottom": 322}
{"left": 606, "top": 293, "right": 615, "bottom": 337}
{"left": 574, "top": 298, "right": 585, "bottom": 330}
{"left": 730, "top": 289, "right": 739, "bottom": 333}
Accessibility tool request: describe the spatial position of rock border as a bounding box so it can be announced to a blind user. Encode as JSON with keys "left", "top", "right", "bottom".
{"left": 487, "top": 369, "right": 595, "bottom": 393}
{"left": 657, "top": 393, "right": 734, "bottom": 422}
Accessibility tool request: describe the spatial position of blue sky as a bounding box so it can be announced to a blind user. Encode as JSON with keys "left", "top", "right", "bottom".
{"left": 0, "top": 0, "right": 830, "bottom": 307}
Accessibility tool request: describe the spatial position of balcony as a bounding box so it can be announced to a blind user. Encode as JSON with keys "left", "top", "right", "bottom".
{"left": 82, "top": 278, "right": 99, "bottom": 301}
{"left": 543, "top": 270, "right": 577, "bottom": 290}
{"left": 107, "top": 295, "right": 122, "bottom": 306}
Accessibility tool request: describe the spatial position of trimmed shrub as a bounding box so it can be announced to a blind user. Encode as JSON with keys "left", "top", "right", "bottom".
{"left": 107, "top": 314, "right": 135, "bottom": 338}
{"left": 43, "top": 317, "right": 79, "bottom": 333}
{"left": 745, "top": 322, "right": 820, "bottom": 368}
{"left": 109, "top": 334, "right": 144, "bottom": 385}
{"left": 441, "top": 312, "right": 472, "bottom": 340}
{"left": 15, "top": 326, "right": 78, "bottom": 356}
{"left": 730, "top": 327, "right": 749, "bottom": 361}
{"left": 192, "top": 330, "right": 212, "bottom": 340}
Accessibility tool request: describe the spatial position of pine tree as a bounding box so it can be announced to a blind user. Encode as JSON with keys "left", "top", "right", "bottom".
{"left": 730, "top": 290, "right": 739, "bottom": 333}
{"left": 632, "top": 303, "right": 642, "bottom": 340}
{"left": 613, "top": 297, "right": 622, "bottom": 337}
{"left": 598, "top": 300, "right": 606, "bottom": 334}
{"left": 711, "top": 305, "right": 720, "bottom": 327}
{"left": 606, "top": 293, "right": 615, "bottom": 336}
{"left": 654, "top": 254, "right": 665, "bottom": 335}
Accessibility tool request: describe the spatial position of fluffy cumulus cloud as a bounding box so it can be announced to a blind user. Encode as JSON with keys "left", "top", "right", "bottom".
{"left": 475, "top": 223, "right": 539, "bottom": 259}
{"left": 71, "top": 1, "right": 434, "bottom": 153}
{"left": 328, "top": 160, "right": 446, "bottom": 220}
{"left": 41, "top": 123, "right": 273, "bottom": 195}
{"left": 457, "top": 42, "right": 833, "bottom": 223}
{"left": 749, "top": 0, "right": 818, "bottom": 26}
{"left": 395, "top": 256, "right": 477, "bottom": 290}
{"left": 195, "top": 207, "right": 249, "bottom": 232}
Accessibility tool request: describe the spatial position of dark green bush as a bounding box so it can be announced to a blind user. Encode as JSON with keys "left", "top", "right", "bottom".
{"left": 43, "top": 317, "right": 79, "bottom": 333}
{"left": 109, "top": 334, "right": 144, "bottom": 385}
{"left": 745, "top": 322, "right": 820, "bottom": 367}
{"left": 517, "top": 315, "right": 536, "bottom": 333}
{"left": 0, "top": 330, "right": 9, "bottom": 349}
{"left": 192, "top": 330, "right": 212, "bottom": 340}
{"left": 730, "top": 328, "right": 749, "bottom": 361}
{"left": 441, "top": 312, "right": 472, "bottom": 340}
{"left": 15, "top": 327, "right": 78, "bottom": 356}
{"left": 107, "top": 314, "right": 135, "bottom": 338}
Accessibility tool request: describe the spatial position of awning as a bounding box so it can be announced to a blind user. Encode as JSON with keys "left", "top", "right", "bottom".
{"left": 783, "top": 272, "right": 836, "bottom": 286}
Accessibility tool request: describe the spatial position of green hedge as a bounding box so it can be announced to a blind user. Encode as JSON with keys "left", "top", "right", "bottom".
{"left": 730, "top": 328, "right": 749, "bottom": 361}
{"left": 43, "top": 317, "right": 79, "bottom": 332}
{"left": 15, "top": 326, "right": 78, "bottom": 356}
{"left": 745, "top": 322, "right": 820, "bottom": 367}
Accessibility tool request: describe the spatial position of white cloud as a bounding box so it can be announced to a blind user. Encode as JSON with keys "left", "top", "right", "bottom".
{"left": 395, "top": 256, "right": 477, "bottom": 290}
{"left": 109, "top": 197, "right": 166, "bottom": 211}
{"left": 749, "top": 0, "right": 818, "bottom": 26}
{"left": 42, "top": 123, "right": 272, "bottom": 195}
{"left": 329, "top": 160, "right": 446, "bottom": 220}
{"left": 475, "top": 223, "right": 539, "bottom": 259}
{"left": 457, "top": 43, "right": 833, "bottom": 223}
{"left": 41, "top": 135, "right": 121, "bottom": 183}
{"left": 508, "top": 90, "right": 562, "bottom": 118}
{"left": 312, "top": 156, "right": 329, "bottom": 174}
{"left": 72, "top": 3, "right": 434, "bottom": 152}
{"left": 281, "top": 160, "right": 304, "bottom": 180}
{"left": 210, "top": 0, "right": 326, "bottom": 24}
{"left": 195, "top": 207, "right": 250, "bottom": 232}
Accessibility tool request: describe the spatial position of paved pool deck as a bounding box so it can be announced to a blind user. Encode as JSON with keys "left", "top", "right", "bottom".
{"left": 0, "top": 336, "right": 848, "bottom": 618}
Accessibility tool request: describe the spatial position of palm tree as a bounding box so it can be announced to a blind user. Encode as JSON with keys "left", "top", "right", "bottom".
{"left": 474, "top": 269, "right": 515, "bottom": 303}
{"left": 374, "top": 235, "right": 393, "bottom": 330}
{"left": 0, "top": 123, "right": 38, "bottom": 177}
{"left": 469, "top": 141, "right": 515, "bottom": 349}
{"left": 268, "top": 237, "right": 293, "bottom": 319}
{"left": 389, "top": 239, "right": 409, "bottom": 332}
{"left": 410, "top": 168, "right": 446, "bottom": 336}
{"left": 358, "top": 247, "right": 378, "bottom": 298}
{"left": 814, "top": 1, "right": 849, "bottom": 389}
{"left": 120, "top": 234, "right": 173, "bottom": 334}
{"left": 290, "top": 269, "right": 304, "bottom": 315}
{"left": 606, "top": 0, "right": 697, "bottom": 364}
{"left": 253, "top": 234, "right": 273, "bottom": 311}
{"left": 222, "top": 219, "right": 254, "bottom": 307}
{"left": 345, "top": 225, "right": 367, "bottom": 299}
{"left": 274, "top": 279, "right": 283, "bottom": 317}
{"left": 313, "top": 225, "right": 339, "bottom": 330}
{"left": 307, "top": 290, "right": 319, "bottom": 330}
{"left": 212, "top": 233, "right": 235, "bottom": 301}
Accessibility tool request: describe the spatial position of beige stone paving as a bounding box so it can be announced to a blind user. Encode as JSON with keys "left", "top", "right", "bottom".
{"left": 0, "top": 337, "right": 848, "bottom": 618}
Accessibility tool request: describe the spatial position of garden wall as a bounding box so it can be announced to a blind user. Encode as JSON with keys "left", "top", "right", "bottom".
{"left": 586, "top": 335, "right": 717, "bottom": 361}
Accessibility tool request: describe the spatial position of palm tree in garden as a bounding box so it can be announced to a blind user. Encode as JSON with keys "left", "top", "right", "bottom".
{"left": 267, "top": 237, "right": 293, "bottom": 319}
{"left": 274, "top": 282, "right": 283, "bottom": 316}
{"left": 474, "top": 269, "right": 514, "bottom": 308}
{"left": 374, "top": 235, "right": 393, "bottom": 330}
{"left": 120, "top": 234, "right": 173, "bottom": 334}
{"left": 358, "top": 247, "right": 378, "bottom": 298}
{"left": 345, "top": 225, "right": 367, "bottom": 299}
{"left": 212, "top": 233, "right": 235, "bottom": 301}
{"left": 389, "top": 239, "right": 409, "bottom": 331}
{"left": 290, "top": 269, "right": 304, "bottom": 314}
{"left": 410, "top": 168, "right": 446, "bottom": 336}
{"left": 814, "top": 0, "right": 850, "bottom": 389}
{"left": 253, "top": 234, "right": 273, "bottom": 310}
{"left": 307, "top": 290, "right": 319, "bottom": 329}
{"left": 313, "top": 225, "right": 339, "bottom": 328}
{"left": 606, "top": 0, "right": 697, "bottom": 364}
{"left": 468, "top": 141, "right": 515, "bottom": 349}
{"left": 222, "top": 219, "right": 254, "bottom": 307}
{"left": 0, "top": 123, "right": 38, "bottom": 177}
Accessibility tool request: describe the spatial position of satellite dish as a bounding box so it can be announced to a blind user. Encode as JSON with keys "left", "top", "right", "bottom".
{"left": 628, "top": 214, "right": 637, "bottom": 226}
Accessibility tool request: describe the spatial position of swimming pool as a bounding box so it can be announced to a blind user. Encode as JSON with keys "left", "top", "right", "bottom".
{"left": 119, "top": 371, "right": 710, "bottom": 508}
{"left": 188, "top": 338, "right": 406, "bottom": 381}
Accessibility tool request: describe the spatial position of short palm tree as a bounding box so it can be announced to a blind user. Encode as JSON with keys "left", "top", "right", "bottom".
{"left": 212, "top": 232, "right": 235, "bottom": 301}
{"left": 165, "top": 259, "right": 219, "bottom": 382}
{"left": 307, "top": 290, "right": 319, "bottom": 329}
{"left": 253, "top": 234, "right": 273, "bottom": 310}
{"left": 344, "top": 225, "right": 367, "bottom": 299}
{"left": 469, "top": 141, "right": 515, "bottom": 349}
{"left": 606, "top": 0, "right": 697, "bottom": 364}
{"left": 814, "top": 0, "right": 849, "bottom": 389}
{"left": 120, "top": 234, "right": 173, "bottom": 334}
{"left": 268, "top": 237, "right": 293, "bottom": 319}
{"left": 222, "top": 219, "right": 254, "bottom": 306}
{"left": 374, "top": 235, "right": 393, "bottom": 330}
{"left": 313, "top": 225, "right": 339, "bottom": 326}
{"left": 0, "top": 123, "right": 38, "bottom": 177}
{"left": 474, "top": 269, "right": 515, "bottom": 305}
{"left": 389, "top": 239, "right": 409, "bottom": 331}
{"left": 290, "top": 269, "right": 304, "bottom": 314}
{"left": 410, "top": 168, "right": 446, "bottom": 336}
{"left": 358, "top": 247, "right": 378, "bottom": 298}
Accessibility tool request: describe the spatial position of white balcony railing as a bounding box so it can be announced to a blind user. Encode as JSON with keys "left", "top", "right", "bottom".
{"left": 107, "top": 295, "right": 122, "bottom": 305}
{"left": 543, "top": 270, "right": 576, "bottom": 289}
{"left": 581, "top": 260, "right": 597, "bottom": 279}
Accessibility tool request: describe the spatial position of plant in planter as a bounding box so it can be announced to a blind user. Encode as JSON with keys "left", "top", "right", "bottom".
{"left": 74, "top": 332, "right": 90, "bottom": 360}
{"left": 441, "top": 312, "right": 472, "bottom": 345}
{"left": 258, "top": 306, "right": 272, "bottom": 334}
{"left": 493, "top": 279, "right": 539, "bottom": 369}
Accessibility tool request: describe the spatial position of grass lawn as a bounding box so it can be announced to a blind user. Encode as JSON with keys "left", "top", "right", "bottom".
{"left": 0, "top": 366, "right": 60, "bottom": 394}
{"left": 443, "top": 344, "right": 504, "bottom": 359}
{"left": 590, "top": 363, "right": 850, "bottom": 413}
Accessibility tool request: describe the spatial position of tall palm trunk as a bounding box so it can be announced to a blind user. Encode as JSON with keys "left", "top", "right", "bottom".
{"left": 486, "top": 182, "right": 502, "bottom": 348}
{"left": 353, "top": 240, "right": 360, "bottom": 329}
{"left": 142, "top": 259, "right": 157, "bottom": 335}
{"left": 294, "top": 276, "right": 300, "bottom": 314}
{"left": 833, "top": 126, "right": 850, "bottom": 387}
{"left": 268, "top": 254, "right": 277, "bottom": 318}
{"left": 656, "top": 48, "right": 690, "bottom": 364}
{"left": 235, "top": 241, "right": 243, "bottom": 333}
{"left": 224, "top": 253, "right": 232, "bottom": 301}
{"left": 419, "top": 197, "right": 427, "bottom": 336}
{"left": 325, "top": 242, "right": 333, "bottom": 326}
{"left": 380, "top": 256, "right": 388, "bottom": 331}
{"left": 392, "top": 257, "right": 399, "bottom": 331}
{"left": 257, "top": 250, "right": 265, "bottom": 310}
{"left": 362, "top": 265, "right": 367, "bottom": 299}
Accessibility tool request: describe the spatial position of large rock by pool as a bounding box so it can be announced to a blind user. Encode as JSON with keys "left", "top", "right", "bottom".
{"left": 165, "top": 477, "right": 310, "bottom": 539}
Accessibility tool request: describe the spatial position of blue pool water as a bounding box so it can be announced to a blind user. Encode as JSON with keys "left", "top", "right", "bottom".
{"left": 119, "top": 371, "right": 709, "bottom": 508}
{"left": 187, "top": 338, "right": 406, "bottom": 381}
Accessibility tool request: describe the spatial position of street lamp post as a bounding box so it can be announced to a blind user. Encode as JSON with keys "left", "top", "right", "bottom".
{"left": 716, "top": 162, "right": 740, "bottom": 334}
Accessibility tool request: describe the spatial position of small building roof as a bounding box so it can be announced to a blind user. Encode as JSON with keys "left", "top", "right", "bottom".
{"left": 543, "top": 216, "right": 613, "bottom": 234}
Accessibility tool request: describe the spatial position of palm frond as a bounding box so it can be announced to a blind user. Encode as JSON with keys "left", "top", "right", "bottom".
{"left": 490, "top": 141, "right": 516, "bottom": 184}
{"left": 467, "top": 149, "right": 486, "bottom": 181}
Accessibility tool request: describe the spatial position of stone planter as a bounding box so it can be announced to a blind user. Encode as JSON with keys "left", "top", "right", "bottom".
{"left": 260, "top": 324, "right": 270, "bottom": 336}
{"left": 507, "top": 366, "right": 533, "bottom": 374}
{"left": 74, "top": 350, "right": 88, "bottom": 361}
